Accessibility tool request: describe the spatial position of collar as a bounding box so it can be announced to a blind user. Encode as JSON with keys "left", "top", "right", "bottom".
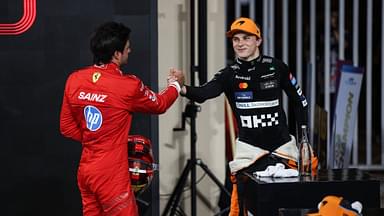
{"left": 94, "top": 62, "right": 123, "bottom": 75}
{"left": 234, "top": 55, "right": 262, "bottom": 71}
{"left": 235, "top": 55, "right": 262, "bottom": 66}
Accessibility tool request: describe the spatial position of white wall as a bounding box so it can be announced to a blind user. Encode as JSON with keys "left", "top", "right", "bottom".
{"left": 158, "top": 0, "right": 226, "bottom": 215}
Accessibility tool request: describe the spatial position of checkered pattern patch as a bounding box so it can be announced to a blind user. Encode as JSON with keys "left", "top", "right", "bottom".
{"left": 240, "top": 112, "right": 279, "bottom": 128}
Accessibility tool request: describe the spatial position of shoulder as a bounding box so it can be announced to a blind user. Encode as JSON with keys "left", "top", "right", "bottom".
{"left": 261, "top": 56, "right": 289, "bottom": 71}
{"left": 122, "top": 74, "right": 145, "bottom": 90}
{"left": 66, "top": 66, "right": 89, "bottom": 82}
{"left": 67, "top": 65, "right": 97, "bottom": 79}
{"left": 259, "top": 55, "right": 284, "bottom": 66}
{"left": 212, "top": 65, "right": 235, "bottom": 79}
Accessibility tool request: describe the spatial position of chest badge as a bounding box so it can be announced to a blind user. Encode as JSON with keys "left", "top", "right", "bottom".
{"left": 92, "top": 72, "right": 101, "bottom": 83}
{"left": 239, "top": 82, "right": 248, "bottom": 89}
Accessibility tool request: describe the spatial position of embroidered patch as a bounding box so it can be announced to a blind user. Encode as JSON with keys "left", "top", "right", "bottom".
{"left": 235, "top": 91, "right": 253, "bottom": 100}
{"left": 84, "top": 105, "right": 103, "bottom": 131}
{"left": 92, "top": 72, "right": 101, "bottom": 83}
{"left": 240, "top": 112, "right": 279, "bottom": 128}
{"left": 236, "top": 99, "right": 279, "bottom": 109}
{"left": 238, "top": 82, "right": 248, "bottom": 89}
{"left": 260, "top": 80, "right": 277, "bottom": 90}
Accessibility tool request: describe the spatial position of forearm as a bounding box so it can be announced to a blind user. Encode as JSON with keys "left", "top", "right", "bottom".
{"left": 182, "top": 84, "right": 223, "bottom": 103}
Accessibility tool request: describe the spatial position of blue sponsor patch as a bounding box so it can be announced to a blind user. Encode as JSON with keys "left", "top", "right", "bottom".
{"left": 235, "top": 91, "right": 253, "bottom": 100}
{"left": 84, "top": 105, "right": 103, "bottom": 131}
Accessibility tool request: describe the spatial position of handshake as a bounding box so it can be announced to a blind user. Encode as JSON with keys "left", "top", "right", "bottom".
{"left": 167, "top": 68, "right": 186, "bottom": 94}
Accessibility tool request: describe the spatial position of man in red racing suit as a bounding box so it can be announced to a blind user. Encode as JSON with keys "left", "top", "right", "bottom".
{"left": 60, "top": 22, "right": 184, "bottom": 216}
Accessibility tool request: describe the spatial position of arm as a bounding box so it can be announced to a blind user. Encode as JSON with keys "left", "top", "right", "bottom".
{"left": 180, "top": 69, "right": 228, "bottom": 103}
{"left": 60, "top": 75, "right": 82, "bottom": 142}
{"left": 280, "top": 62, "right": 308, "bottom": 128}
{"left": 130, "top": 68, "right": 183, "bottom": 114}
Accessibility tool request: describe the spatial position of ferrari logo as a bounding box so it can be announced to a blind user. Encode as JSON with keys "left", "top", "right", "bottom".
{"left": 92, "top": 72, "right": 101, "bottom": 83}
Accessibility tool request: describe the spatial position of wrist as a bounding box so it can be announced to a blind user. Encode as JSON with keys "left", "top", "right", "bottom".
{"left": 169, "top": 81, "right": 181, "bottom": 93}
{"left": 180, "top": 85, "right": 187, "bottom": 96}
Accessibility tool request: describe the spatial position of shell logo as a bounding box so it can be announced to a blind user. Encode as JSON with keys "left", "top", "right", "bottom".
{"left": 0, "top": 0, "right": 37, "bottom": 35}
{"left": 239, "top": 82, "right": 248, "bottom": 89}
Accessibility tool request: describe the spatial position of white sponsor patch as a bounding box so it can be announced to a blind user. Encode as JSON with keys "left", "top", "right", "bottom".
{"left": 235, "top": 75, "right": 251, "bottom": 80}
{"left": 236, "top": 99, "right": 279, "bottom": 109}
{"left": 231, "top": 64, "right": 240, "bottom": 70}
{"left": 296, "top": 87, "right": 302, "bottom": 96}
{"left": 261, "top": 72, "right": 275, "bottom": 79}
{"left": 78, "top": 92, "right": 108, "bottom": 103}
{"left": 262, "top": 58, "right": 272, "bottom": 63}
{"left": 240, "top": 112, "right": 279, "bottom": 128}
{"left": 302, "top": 99, "right": 308, "bottom": 107}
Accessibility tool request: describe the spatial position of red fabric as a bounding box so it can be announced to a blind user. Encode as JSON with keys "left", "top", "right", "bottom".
{"left": 60, "top": 63, "right": 178, "bottom": 216}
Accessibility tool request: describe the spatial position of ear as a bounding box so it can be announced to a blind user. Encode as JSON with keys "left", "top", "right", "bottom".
{"left": 112, "top": 50, "right": 121, "bottom": 61}
{"left": 256, "top": 38, "right": 263, "bottom": 46}
{"left": 114, "top": 50, "right": 121, "bottom": 58}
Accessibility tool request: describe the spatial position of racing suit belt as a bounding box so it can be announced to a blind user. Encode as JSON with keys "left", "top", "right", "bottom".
{"left": 271, "top": 135, "right": 298, "bottom": 162}
{"left": 228, "top": 135, "right": 299, "bottom": 174}
{"left": 229, "top": 139, "right": 269, "bottom": 174}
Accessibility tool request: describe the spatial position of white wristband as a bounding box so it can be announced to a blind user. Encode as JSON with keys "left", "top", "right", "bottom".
{"left": 169, "top": 81, "right": 181, "bottom": 93}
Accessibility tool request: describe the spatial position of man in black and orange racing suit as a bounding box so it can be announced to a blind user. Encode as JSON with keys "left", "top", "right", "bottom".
{"left": 60, "top": 22, "right": 184, "bottom": 216}
{"left": 180, "top": 17, "right": 309, "bottom": 215}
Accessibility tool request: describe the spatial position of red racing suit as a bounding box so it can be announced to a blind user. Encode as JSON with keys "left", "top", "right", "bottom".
{"left": 60, "top": 63, "right": 179, "bottom": 216}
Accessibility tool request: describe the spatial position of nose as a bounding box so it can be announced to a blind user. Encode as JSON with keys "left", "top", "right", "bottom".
{"left": 237, "top": 40, "right": 245, "bottom": 47}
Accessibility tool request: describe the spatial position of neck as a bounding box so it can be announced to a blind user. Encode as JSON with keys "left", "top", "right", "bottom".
{"left": 237, "top": 54, "right": 261, "bottom": 64}
{"left": 238, "top": 50, "right": 260, "bottom": 62}
{"left": 111, "top": 59, "right": 121, "bottom": 67}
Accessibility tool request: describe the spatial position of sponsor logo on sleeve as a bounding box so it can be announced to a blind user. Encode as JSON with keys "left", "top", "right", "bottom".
{"left": 84, "top": 105, "right": 103, "bottom": 131}
{"left": 296, "top": 87, "right": 302, "bottom": 96}
{"left": 300, "top": 95, "right": 308, "bottom": 107}
{"left": 290, "top": 76, "right": 297, "bottom": 86}
{"left": 144, "top": 90, "right": 157, "bottom": 102}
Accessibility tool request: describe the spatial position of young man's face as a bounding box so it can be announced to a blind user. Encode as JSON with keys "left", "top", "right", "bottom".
{"left": 232, "top": 32, "right": 262, "bottom": 61}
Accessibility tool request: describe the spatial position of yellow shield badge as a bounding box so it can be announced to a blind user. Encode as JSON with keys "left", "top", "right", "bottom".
{"left": 92, "top": 72, "right": 101, "bottom": 83}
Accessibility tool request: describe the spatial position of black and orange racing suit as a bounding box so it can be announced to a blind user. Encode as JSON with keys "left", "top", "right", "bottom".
{"left": 183, "top": 55, "right": 308, "bottom": 215}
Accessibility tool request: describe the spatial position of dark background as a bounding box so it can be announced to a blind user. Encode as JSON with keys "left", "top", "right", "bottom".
{"left": 0, "top": 0, "right": 159, "bottom": 215}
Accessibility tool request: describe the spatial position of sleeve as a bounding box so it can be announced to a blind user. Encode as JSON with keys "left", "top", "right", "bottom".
{"left": 279, "top": 61, "right": 308, "bottom": 128}
{"left": 60, "top": 75, "right": 82, "bottom": 142}
{"left": 130, "top": 79, "right": 179, "bottom": 114}
{"left": 183, "top": 68, "right": 228, "bottom": 103}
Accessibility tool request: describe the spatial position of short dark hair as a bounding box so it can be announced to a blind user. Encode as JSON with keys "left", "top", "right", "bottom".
{"left": 90, "top": 22, "right": 131, "bottom": 65}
